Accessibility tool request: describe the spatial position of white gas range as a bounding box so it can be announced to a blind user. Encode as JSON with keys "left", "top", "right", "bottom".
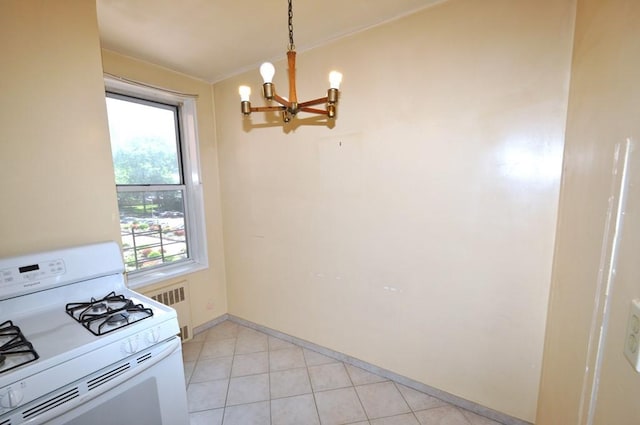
{"left": 0, "top": 242, "right": 188, "bottom": 425}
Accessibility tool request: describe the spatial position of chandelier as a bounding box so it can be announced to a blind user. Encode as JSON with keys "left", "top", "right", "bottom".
{"left": 239, "top": 0, "right": 343, "bottom": 123}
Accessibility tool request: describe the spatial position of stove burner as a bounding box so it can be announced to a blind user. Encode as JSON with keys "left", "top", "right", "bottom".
{"left": 106, "top": 311, "right": 130, "bottom": 327}
{"left": 91, "top": 302, "right": 107, "bottom": 313}
{"left": 65, "top": 292, "right": 153, "bottom": 336}
{"left": 0, "top": 320, "right": 39, "bottom": 374}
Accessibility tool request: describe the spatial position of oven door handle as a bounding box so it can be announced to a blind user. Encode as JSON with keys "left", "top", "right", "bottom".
{"left": 29, "top": 337, "right": 183, "bottom": 425}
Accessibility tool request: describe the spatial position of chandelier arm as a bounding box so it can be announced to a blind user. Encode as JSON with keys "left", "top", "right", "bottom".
{"left": 287, "top": 51, "right": 298, "bottom": 104}
{"left": 250, "top": 105, "right": 287, "bottom": 113}
{"left": 272, "top": 94, "right": 292, "bottom": 108}
{"left": 298, "top": 97, "right": 329, "bottom": 108}
{"left": 299, "top": 107, "right": 329, "bottom": 115}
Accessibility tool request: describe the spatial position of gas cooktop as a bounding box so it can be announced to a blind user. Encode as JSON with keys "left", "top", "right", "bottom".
{"left": 65, "top": 291, "right": 154, "bottom": 336}
{"left": 0, "top": 320, "right": 39, "bottom": 375}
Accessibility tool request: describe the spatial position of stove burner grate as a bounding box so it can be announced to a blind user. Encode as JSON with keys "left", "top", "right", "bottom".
{"left": 65, "top": 292, "right": 153, "bottom": 336}
{"left": 0, "top": 320, "right": 39, "bottom": 374}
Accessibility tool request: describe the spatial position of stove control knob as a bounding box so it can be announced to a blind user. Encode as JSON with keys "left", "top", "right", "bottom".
{"left": 123, "top": 337, "right": 139, "bottom": 354}
{"left": 146, "top": 327, "right": 160, "bottom": 344}
{"left": 1, "top": 388, "right": 23, "bottom": 408}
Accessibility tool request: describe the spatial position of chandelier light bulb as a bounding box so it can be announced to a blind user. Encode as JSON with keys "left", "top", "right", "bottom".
{"left": 329, "top": 71, "right": 343, "bottom": 90}
{"left": 238, "top": 85, "right": 251, "bottom": 102}
{"left": 260, "top": 62, "right": 276, "bottom": 84}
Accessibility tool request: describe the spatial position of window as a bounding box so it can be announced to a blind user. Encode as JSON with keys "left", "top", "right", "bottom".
{"left": 104, "top": 77, "right": 207, "bottom": 287}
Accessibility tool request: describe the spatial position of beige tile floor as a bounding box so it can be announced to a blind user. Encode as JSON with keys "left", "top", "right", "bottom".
{"left": 182, "top": 321, "right": 503, "bottom": 425}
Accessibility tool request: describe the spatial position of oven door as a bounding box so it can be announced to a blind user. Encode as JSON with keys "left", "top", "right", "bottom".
{"left": 40, "top": 337, "right": 188, "bottom": 425}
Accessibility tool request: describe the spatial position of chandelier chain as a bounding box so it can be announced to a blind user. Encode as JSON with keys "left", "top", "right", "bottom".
{"left": 288, "top": 0, "right": 295, "bottom": 51}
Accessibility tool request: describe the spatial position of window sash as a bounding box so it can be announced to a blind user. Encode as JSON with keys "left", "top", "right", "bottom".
{"left": 105, "top": 75, "right": 208, "bottom": 289}
{"left": 116, "top": 184, "right": 186, "bottom": 192}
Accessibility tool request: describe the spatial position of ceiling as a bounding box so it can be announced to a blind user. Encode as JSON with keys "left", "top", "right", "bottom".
{"left": 96, "top": 0, "right": 445, "bottom": 83}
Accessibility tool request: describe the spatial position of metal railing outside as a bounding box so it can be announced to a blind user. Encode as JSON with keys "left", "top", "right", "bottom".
{"left": 120, "top": 224, "right": 187, "bottom": 272}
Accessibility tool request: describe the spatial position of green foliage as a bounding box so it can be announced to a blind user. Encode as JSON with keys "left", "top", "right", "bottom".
{"left": 112, "top": 137, "right": 180, "bottom": 185}
{"left": 132, "top": 204, "right": 158, "bottom": 212}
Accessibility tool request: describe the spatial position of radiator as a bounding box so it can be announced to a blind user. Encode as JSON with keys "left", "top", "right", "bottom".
{"left": 143, "top": 281, "right": 193, "bottom": 342}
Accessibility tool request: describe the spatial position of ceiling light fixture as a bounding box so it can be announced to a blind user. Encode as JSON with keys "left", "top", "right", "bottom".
{"left": 239, "top": 0, "right": 343, "bottom": 123}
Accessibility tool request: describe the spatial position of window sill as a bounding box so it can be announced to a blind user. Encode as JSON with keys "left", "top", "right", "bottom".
{"left": 125, "top": 260, "right": 207, "bottom": 290}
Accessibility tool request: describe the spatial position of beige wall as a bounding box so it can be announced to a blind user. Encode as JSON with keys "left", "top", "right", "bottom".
{"left": 536, "top": 0, "right": 640, "bottom": 423}
{"left": 100, "top": 50, "right": 228, "bottom": 328}
{"left": 0, "top": 0, "right": 120, "bottom": 255}
{"left": 214, "top": 0, "right": 575, "bottom": 421}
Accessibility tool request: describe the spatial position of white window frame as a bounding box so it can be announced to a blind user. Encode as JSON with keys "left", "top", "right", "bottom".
{"left": 105, "top": 76, "right": 208, "bottom": 289}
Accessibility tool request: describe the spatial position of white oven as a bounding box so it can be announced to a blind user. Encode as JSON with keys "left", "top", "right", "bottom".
{"left": 0, "top": 242, "right": 188, "bottom": 425}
